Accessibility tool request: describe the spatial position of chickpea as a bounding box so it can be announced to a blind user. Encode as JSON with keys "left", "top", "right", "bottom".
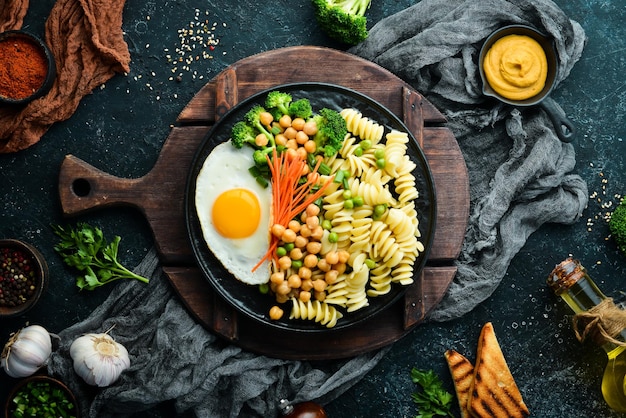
{"left": 296, "top": 146, "right": 308, "bottom": 160}
{"left": 338, "top": 250, "right": 350, "bottom": 264}
{"left": 299, "top": 291, "right": 312, "bottom": 303}
{"left": 275, "top": 133, "right": 288, "bottom": 146}
{"left": 287, "top": 274, "right": 302, "bottom": 289}
{"left": 276, "top": 281, "right": 291, "bottom": 295}
{"left": 284, "top": 126, "right": 298, "bottom": 139}
{"left": 279, "top": 114, "right": 292, "bottom": 128}
{"left": 301, "top": 278, "right": 314, "bottom": 291}
{"left": 288, "top": 219, "right": 301, "bottom": 233}
{"left": 255, "top": 133, "right": 269, "bottom": 147}
{"left": 299, "top": 224, "right": 312, "bottom": 238}
{"left": 291, "top": 117, "right": 306, "bottom": 131}
{"left": 286, "top": 139, "right": 298, "bottom": 150}
{"left": 325, "top": 250, "right": 339, "bottom": 265}
{"left": 294, "top": 235, "right": 308, "bottom": 248}
{"left": 301, "top": 164, "right": 310, "bottom": 177}
{"left": 271, "top": 223, "right": 286, "bottom": 238}
{"left": 335, "top": 262, "right": 347, "bottom": 274}
{"left": 278, "top": 256, "right": 292, "bottom": 270}
{"left": 317, "top": 258, "right": 331, "bottom": 272}
{"left": 303, "top": 120, "right": 318, "bottom": 136}
{"left": 306, "top": 215, "right": 320, "bottom": 229}
{"left": 314, "top": 291, "right": 326, "bottom": 301}
{"left": 260, "top": 111, "right": 273, "bottom": 127}
{"left": 306, "top": 203, "right": 320, "bottom": 217}
{"left": 296, "top": 130, "right": 309, "bottom": 145}
{"left": 289, "top": 247, "right": 303, "bottom": 260}
{"left": 307, "top": 172, "right": 320, "bottom": 184}
{"left": 310, "top": 226, "right": 324, "bottom": 240}
{"left": 325, "top": 269, "right": 339, "bottom": 284}
{"left": 275, "top": 293, "right": 289, "bottom": 304}
{"left": 299, "top": 266, "right": 312, "bottom": 281}
{"left": 303, "top": 253, "right": 319, "bottom": 268}
{"left": 306, "top": 241, "right": 322, "bottom": 255}
{"left": 270, "top": 271, "right": 285, "bottom": 285}
{"left": 269, "top": 306, "right": 284, "bottom": 320}
{"left": 304, "top": 140, "right": 316, "bottom": 154}
{"left": 312, "top": 279, "right": 327, "bottom": 292}
{"left": 282, "top": 228, "right": 297, "bottom": 243}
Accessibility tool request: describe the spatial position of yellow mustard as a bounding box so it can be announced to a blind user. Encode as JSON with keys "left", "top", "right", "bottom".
{"left": 482, "top": 34, "right": 548, "bottom": 101}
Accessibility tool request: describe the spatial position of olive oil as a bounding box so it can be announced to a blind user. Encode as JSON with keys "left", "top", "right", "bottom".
{"left": 548, "top": 258, "right": 626, "bottom": 412}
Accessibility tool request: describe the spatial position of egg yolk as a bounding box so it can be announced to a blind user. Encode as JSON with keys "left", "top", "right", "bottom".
{"left": 212, "top": 188, "right": 261, "bottom": 238}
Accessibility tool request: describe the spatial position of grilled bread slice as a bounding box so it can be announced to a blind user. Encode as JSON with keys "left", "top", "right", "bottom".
{"left": 444, "top": 349, "right": 474, "bottom": 418}
{"left": 468, "top": 322, "right": 529, "bottom": 418}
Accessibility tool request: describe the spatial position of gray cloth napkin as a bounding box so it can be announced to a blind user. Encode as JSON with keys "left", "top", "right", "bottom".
{"left": 349, "top": 0, "right": 588, "bottom": 321}
{"left": 48, "top": 0, "right": 588, "bottom": 416}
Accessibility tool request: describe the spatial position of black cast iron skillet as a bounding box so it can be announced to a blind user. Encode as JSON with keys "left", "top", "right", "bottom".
{"left": 479, "top": 25, "right": 575, "bottom": 143}
{"left": 185, "top": 82, "right": 437, "bottom": 333}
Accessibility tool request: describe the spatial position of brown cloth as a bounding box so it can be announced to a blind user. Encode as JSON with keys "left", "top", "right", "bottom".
{"left": 0, "top": 0, "right": 130, "bottom": 153}
{"left": 0, "top": 0, "right": 29, "bottom": 32}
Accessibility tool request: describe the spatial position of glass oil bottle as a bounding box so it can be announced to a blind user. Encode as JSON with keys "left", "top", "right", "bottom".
{"left": 548, "top": 257, "right": 626, "bottom": 412}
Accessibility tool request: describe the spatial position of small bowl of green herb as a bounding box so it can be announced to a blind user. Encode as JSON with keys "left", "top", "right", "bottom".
{"left": 4, "top": 375, "right": 79, "bottom": 418}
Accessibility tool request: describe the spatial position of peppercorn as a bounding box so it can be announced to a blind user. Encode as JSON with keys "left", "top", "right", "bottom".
{"left": 0, "top": 247, "right": 37, "bottom": 308}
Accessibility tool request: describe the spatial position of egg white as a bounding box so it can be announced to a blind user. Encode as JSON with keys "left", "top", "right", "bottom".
{"left": 195, "top": 140, "right": 272, "bottom": 285}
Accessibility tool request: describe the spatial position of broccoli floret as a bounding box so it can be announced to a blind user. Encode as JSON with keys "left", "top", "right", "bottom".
{"left": 288, "top": 98, "right": 313, "bottom": 120}
{"left": 231, "top": 121, "right": 258, "bottom": 149}
{"left": 253, "top": 148, "right": 274, "bottom": 166}
{"left": 312, "top": 108, "right": 348, "bottom": 157}
{"left": 265, "top": 91, "right": 293, "bottom": 116}
{"left": 245, "top": 105, "right": 275, "bottom": 146}
{"left": 610, "top": 197, "right": 626, "bottom": 257}
{"left": 311, "top": 0, "right": 371, "bottom": 45}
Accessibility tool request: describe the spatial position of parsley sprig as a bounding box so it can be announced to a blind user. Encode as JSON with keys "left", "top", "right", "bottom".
{"left": 410, "top": 368, "right": 455, "bottom": 418}
{"left": 52, "top": 223, "right": 149, "bottom": 290}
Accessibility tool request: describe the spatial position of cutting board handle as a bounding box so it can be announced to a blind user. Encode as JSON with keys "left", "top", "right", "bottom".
{"left": 58, "top": 154, "right": 146, "bottom": 216}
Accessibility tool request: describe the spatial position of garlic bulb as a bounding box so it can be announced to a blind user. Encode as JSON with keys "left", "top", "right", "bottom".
{"left": 70, "top": 332, "right": 130, "bottom": 387}
{"left": 1, "top": 324, "right": 52, "bottom": 378}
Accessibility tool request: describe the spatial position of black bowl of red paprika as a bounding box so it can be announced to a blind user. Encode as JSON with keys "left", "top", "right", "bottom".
{"left": 0, "top": 239, "right": 49, "bottom": 318}
{"left": 0, "top": 30, "right": 56, "bottom": 106}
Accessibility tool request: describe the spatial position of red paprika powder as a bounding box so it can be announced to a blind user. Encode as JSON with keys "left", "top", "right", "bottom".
{"left": 0, "top": 35, "right": 49, "bottom": 100}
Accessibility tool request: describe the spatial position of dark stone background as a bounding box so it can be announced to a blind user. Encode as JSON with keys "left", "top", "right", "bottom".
{"left": 1, "top": 0, "right": 625, "bottom": 416}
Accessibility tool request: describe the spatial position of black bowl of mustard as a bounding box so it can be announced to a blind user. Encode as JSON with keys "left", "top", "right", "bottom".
{"left": 478, "top": 25, "right": 575, "bottom": 142}
{"left": 0, "top": 30, "right": 56, "bottom": 106}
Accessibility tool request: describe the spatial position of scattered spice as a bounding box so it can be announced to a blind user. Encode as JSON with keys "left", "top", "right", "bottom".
{"left": 0, "top": 247, "right": 37, "bottom": 308}
{"left": 165, "top": 9, "right": 224, "bottom": 83}
{"left": 0, "top": 35, "right": 48, "bottom": 100}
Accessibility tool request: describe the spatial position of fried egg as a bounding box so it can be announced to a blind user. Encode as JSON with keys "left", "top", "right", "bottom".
{"left": 195, "top": 140, "right": 272, "bottom": 285}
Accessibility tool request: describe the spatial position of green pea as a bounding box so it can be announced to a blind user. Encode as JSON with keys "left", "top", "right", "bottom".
{"left": 352, "top": 195, "right": 364, "bottom": 207}
{"left": 291, "top": 260, "right": 303, "bottom": 270}
{"left": 259, "top": 283, "right": 269, "bottom": 294}
{"left": 328, "top": 232, "right": 339, "bottom": 243}
{"left": 365, "top": 258, "right": 376, "bottom": 269}
{"left": 276, "top": 247, "right": 287, "bottom": 257}
{"left": 342, "top": 189, "right": 352, "bottom": 200}
{"left": 376, "top": 158, "right": 386, "bottom": 169}
{"left": 374, "top": 204, "right": 386, "bottom": 217}
{"left": 354, "top": 146, "right": 364, "bottom": 157}
{"left": 360, "top": 139, "right": 372, "bottom": 150}
{"left": 322, "top": 219, "right": 332, "bottom": 230}
{"left": 344, "top": 199, "right": 354, "bottom": 209}
{"left": 284, "top": 243, "right": 295, "bottom": 252}
{"left": 374, "top": 148, "right": 385, "bottom": 159}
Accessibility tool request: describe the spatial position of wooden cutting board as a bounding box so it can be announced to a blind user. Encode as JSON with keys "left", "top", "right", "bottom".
{"left": 58, "top": 46, "right": 469, "bottom": 360}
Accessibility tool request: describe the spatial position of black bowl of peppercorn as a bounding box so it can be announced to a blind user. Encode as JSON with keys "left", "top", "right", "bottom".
{"left": 0, "top": 239, "right": 48, "bottom": 317}
{"left": 0, "top": 30, "right": 56, "bottom": 106}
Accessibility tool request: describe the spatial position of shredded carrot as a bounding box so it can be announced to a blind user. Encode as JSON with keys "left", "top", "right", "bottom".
{"left": 252, "top": 150, "right": 333, "bottom": 272}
